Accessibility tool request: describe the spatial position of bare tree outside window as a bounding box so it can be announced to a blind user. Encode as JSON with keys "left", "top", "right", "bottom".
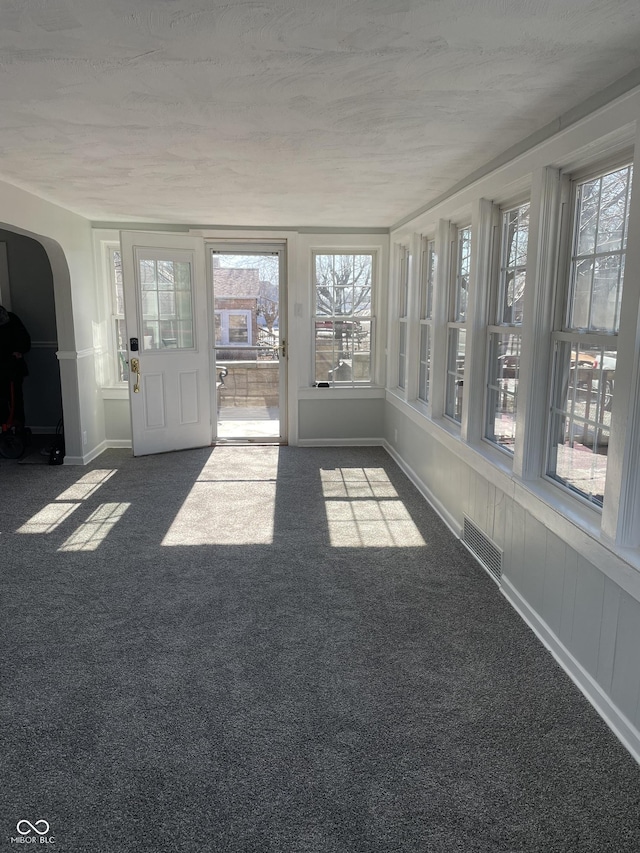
{"left": 568, "top": 166, "right": 632, "bottom": 333}
{"left": 314, "top": 253, "right": 374, "bottom": 386}
{"left": 315, "top": 254, "right": 372, "bottom": 317}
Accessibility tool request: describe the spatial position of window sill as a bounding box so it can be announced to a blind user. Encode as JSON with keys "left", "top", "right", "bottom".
{"left": 101, "top": 385, "right": 129, "bottom": 400}
{"left": 298, "top": 385, "right": 385, "bottom": 400}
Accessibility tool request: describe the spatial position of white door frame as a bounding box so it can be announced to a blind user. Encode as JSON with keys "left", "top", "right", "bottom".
{"left": 206, "top": 240, "right": 288, "bottom": 444}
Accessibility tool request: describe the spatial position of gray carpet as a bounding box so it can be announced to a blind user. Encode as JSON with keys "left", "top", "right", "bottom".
{"left": 2, "top": 445, "right": 640, "bottom": 852}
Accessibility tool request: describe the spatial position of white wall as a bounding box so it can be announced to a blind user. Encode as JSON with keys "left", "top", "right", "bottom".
{"left": 97, "top": 228, "right": 389, "bottom": 447}
{"left": 294, "top": 231, "right": 389, "bottom": 445}
{"left": 385, "top": 85, "right": 640, "bottom": 762}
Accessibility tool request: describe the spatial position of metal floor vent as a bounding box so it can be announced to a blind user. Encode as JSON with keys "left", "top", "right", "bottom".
{"left": 462, "top": 516, "right": 503, "bottom": 584}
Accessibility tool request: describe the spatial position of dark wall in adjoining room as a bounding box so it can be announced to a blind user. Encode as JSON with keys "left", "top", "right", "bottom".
{"left": 0, "top": 228, "right": 62, "bottom": 430}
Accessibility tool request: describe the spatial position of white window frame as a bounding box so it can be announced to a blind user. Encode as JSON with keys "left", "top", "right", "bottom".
{"left": 417, "top": 237, "right": 436, "bottom": 406}
{"left": 545, "top": 158, "right": 633, "bottom": 509}
{"left": 312, "top": 251, "right": 376, "bottom": 388}
{"left": 445, "top": 225, "right": 471, "bottom": 423}
{"left": 397, "top": 244, "right": 410, "bottom": 391}
{"left": 484, "top": 201, "right": 530, "bottom": 456}
{"left": 105, "top": 243, "right": 128, "bottom": 384}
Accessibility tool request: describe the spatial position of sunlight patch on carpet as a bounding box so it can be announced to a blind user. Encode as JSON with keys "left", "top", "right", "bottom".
{"left": 17, "top": 502, "right": 80, "bottom": 534}
{"left": 55, "top": 469, "right": 118, "bottom": 502}
{"left": 58, "top": 502, "right": 130, "bottom": 552}
{"left": 161, "top": 482, "right": 276, "bottom": 545}
{"left": 321, "top": 467, "right": 425, "bottom": 547}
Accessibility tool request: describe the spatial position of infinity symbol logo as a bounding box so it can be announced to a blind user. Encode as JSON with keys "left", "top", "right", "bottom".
{"left": 17, "top": 820, "right": 50, "bottom": 836}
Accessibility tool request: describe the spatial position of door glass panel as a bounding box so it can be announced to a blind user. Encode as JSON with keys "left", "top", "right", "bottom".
{"left": 139, "top": 258, "right": 194, "bottom": 351}
{"left": 212, "top": 252, "right": 282, "bottom": 441}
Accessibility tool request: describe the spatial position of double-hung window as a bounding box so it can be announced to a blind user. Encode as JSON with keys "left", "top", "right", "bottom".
{"left": 397, "top": 245, "right": 410, "bottom": 390}
{"left": 547, "top": 162, "right": 633, "bottom": 506}
{"left": 418, "top": 238, "right": 436, "bottom": 404}
{"left": 108, "top": 246, "right": 128, "bottom": 382}
{"left": 314, "top": 253, "right": 374, "bottom": 386}
{"left": 485, "top": 203, "right": 530, "bottom": 452}
{"left": 445, "top": 226, "right": 471, "bottom": 421}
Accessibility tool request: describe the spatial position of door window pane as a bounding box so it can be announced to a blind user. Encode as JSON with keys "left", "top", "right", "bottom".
{"left": 139, "top": 258, "right": 194, "bottom": 350}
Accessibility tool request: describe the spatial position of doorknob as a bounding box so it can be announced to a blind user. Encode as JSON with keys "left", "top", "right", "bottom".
{"left": 272, "top": 339, "right": 286, "bottom": 359}
{"left": 131, "top": 357, "right": 141, "bottom": 393}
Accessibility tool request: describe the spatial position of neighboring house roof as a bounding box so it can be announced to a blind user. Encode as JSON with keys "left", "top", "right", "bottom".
{"left": 213, "top": 268, "right": 261, "bottom": 298}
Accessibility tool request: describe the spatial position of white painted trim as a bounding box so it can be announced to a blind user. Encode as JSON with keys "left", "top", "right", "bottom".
{"left": 62, "top": 455, "right": 84, "bottom": 465}
{"left": 462, "top": 199, "right": 494, "bottom": 444}
{"left": 502, "top": 577, "right": 640, "bottom": 767}
{"left": 297, "top": 437, "right": 384, "bottom": 447}
{"left": 513, "top": 166, "right": 561, "bottom": 481}
{"left": 192, "top": 228, "right": 298, "bottom": 242}
{"left": 56, "top": 348, "right": 94, "bottom": 360}
{"left": 101, "top": 386, "right": 129, "bottom": 400}
{"left": 298, "top": 386, "right": 386, "bottom": 400}
{"left": 63, "top": 439, "right": 131, "bottom": 462}
{"left": 63, "top": 440, "right": 106, "bottom": 465}
{"left": 382, "top": 439, "right": 462, "bottom": 539}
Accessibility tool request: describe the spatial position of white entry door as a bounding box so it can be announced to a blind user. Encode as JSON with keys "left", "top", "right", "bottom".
{"left": 121, "top": 232, "right": 211, "bottom": 456}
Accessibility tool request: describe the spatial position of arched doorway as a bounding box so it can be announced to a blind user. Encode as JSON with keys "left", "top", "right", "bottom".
{"left": 0, "top": 227, "right": 66, "bottom": 456}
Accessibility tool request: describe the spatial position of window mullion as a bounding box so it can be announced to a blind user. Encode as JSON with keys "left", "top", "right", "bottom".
{"left": 513, "top": 166, "right": 565, "bottom": 480}
{"left": 601, "top": 154, "right": 640, "bottom": 541}
{"left": 404, "top": 233, "right": 421, "bottom": 402}
{"left": 429, "top": 220, "right": 453, "bottom": 420}
{"left": 461, "top": 198, "right": 493, "bottom": 443}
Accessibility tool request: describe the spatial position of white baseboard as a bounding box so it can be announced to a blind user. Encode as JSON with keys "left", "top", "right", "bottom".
{"left": 105, "top": 439, "right": 132, "bottom": 449}
{"left": 62, "top": 455, "right": 84, "bottom": 466}
{"left": 382, "top": 440, "right": 462, "bottom": 539}
{"left": 64, "top": 439, "right": 132, "bottom": 465}
{"left": 297, "top": 437, "right": 385, "bottom": 447}
{"left": 502, "top": 577, "right": 640, "bottom": 766}
{"left": 64, "top": 440, "right": 108, "bottom": 466}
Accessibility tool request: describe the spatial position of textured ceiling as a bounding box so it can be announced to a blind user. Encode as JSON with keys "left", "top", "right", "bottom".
{"left": 1, "top": 0, "right": 640, "bottom": 228}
